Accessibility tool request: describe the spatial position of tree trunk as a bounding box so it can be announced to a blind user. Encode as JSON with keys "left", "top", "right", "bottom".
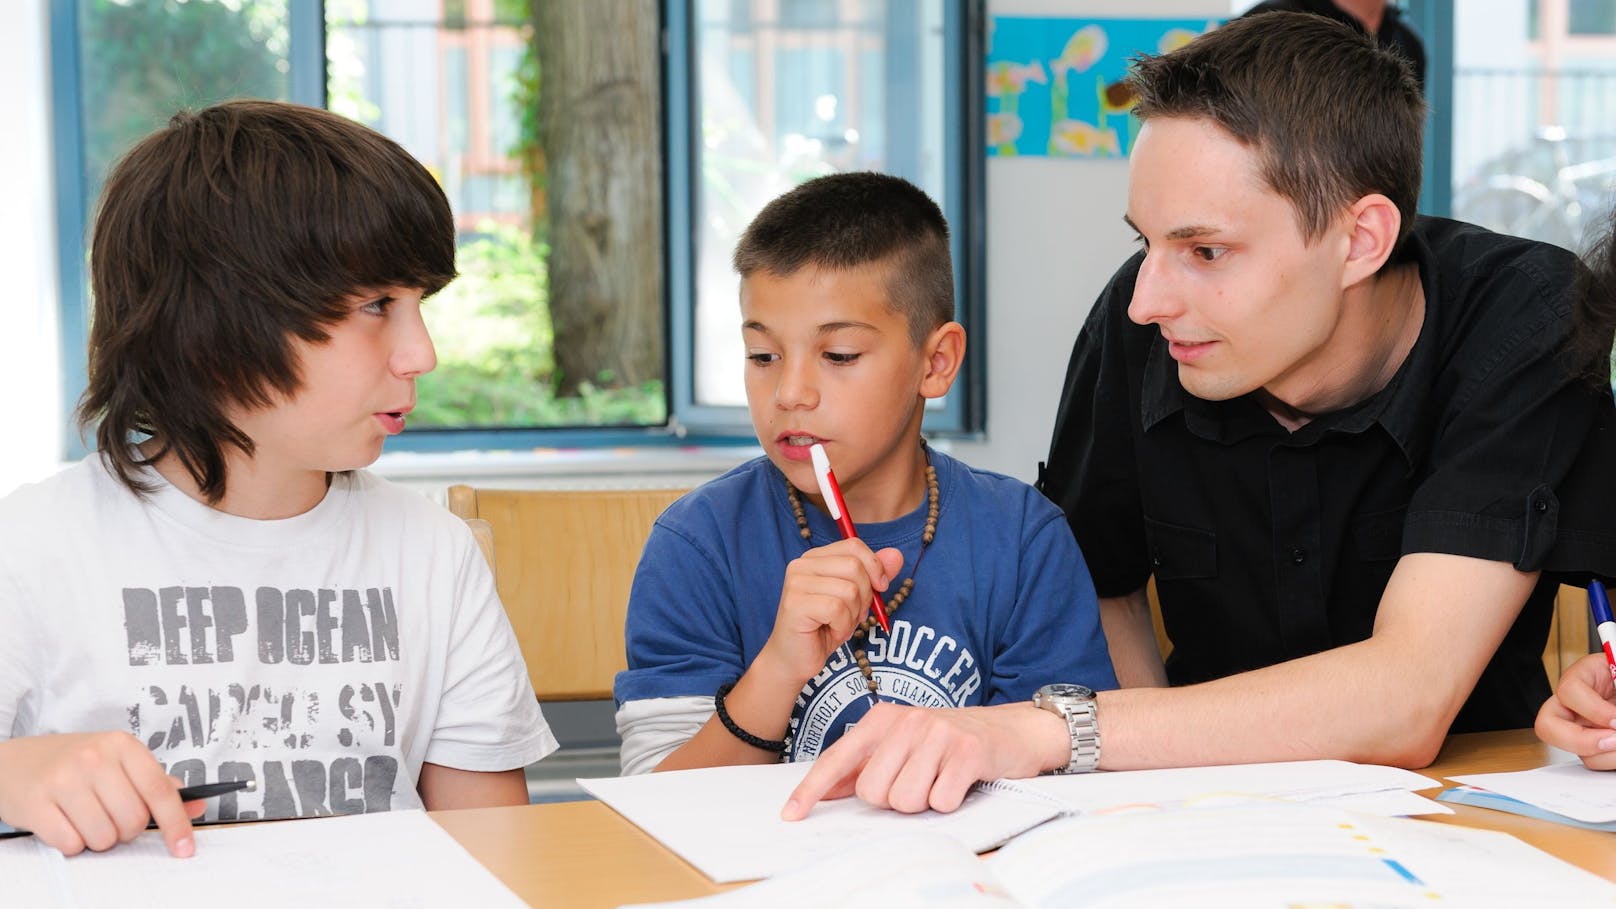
{"left": 534, "top": 0, "right": 663, "bottom": 394}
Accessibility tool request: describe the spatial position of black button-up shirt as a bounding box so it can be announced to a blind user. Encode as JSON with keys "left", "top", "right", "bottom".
{"left": 1041, "top": 217, "right": 1616, "bottom": 732}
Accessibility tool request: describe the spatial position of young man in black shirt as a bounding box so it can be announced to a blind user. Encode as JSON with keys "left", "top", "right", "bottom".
{"left": 782, "top": 13, "right": 1616, "bottom": 818}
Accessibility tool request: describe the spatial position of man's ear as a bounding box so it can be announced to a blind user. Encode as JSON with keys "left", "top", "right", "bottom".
{"left": 1341, "top": 193, "right": 1402, "bottom": 289}
{"left": 919, "top": 321, "right": 966, "bottom": 400}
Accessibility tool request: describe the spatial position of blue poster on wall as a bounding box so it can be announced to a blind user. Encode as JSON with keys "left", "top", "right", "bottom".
{"left": 986, "top": 16, "right": 1220, "bottom": 159}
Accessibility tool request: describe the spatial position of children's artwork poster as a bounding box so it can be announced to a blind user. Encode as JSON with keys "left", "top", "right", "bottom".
{"left": 986, "top": 17, "right": 1220, "bottom": 159}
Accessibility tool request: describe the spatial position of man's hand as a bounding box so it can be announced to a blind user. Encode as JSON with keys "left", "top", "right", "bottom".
{"left": 781, "top": 701, "right": 1068, "bottom": 819}
{"left": 1536, "top": 653, "right": 1616, "bottom": 770}
{"left": 0, "top": 732, "right": 204, "bottom": 856}
{"left": 755, "top": 539, "right": 903, "bottom": 684}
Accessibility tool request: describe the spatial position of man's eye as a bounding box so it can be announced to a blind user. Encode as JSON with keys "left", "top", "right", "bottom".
{"left": 824, "top": 352, "right": 860, "bottom": 365}
{"left": 1193, "top": 246, "right": 1225, "bottom": 263}
{"left": 746, "top": 352, "right": 777, "bottom": 365}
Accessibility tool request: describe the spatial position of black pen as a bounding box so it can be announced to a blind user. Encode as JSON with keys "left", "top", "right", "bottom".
{"left": 177, "top": 779, "right": 256, "bottom": 802}
{"left": 0, "top": 779, "right": 256, "bottom": 839}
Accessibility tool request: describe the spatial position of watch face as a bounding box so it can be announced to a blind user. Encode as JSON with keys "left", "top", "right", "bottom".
{"left": 1041, "top": 683, "right": 1095, "bottom": 700}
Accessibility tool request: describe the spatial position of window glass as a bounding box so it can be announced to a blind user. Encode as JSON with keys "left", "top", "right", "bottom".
{"left": 1452, "top": 0, "right": 1616, "bottom": 254}
{"left": 691, "top": 0, "right": 951, "bottom": 408}
{"left": 54, "top": 0, "right": 977, "bottom": 451}
{"left": 78, "top": 0, "right": 291, "bottom": 233}
{"left": 327, "top": 0, "right": 667, "bottom": 432}
{"left": 1569, "top": 0, "right": 1616, "bottom": 35}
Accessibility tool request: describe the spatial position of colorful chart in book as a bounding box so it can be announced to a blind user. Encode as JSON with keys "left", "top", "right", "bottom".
{"left": 985, "top": 17, "right": 1220, "bottom": 159}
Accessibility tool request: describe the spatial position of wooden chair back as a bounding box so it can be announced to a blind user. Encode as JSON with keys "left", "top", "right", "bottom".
{"left": 1546, "top": 583, "right": 1593, "bottom": 684}
{"left": 448, "top": 485, "right": 689, "bottom": 701}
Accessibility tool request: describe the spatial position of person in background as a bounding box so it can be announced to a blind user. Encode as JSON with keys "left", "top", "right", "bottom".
{"left": 1243, "top": 0, "right": 1425, "bottom": 90}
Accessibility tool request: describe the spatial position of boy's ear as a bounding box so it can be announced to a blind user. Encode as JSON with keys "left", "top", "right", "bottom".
{"left": 1340, "top": 193, "right": 1401, "bottom": 289}
{"left": 918, "top": 321, "right": 966, "bottom": 400}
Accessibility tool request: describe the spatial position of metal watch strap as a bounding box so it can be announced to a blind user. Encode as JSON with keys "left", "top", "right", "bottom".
{"left": 1035, "top": 684, "right": 1100, "bottom": 774}
{"left": 1057, "top": 698, "right": 1100, "bottom": 774}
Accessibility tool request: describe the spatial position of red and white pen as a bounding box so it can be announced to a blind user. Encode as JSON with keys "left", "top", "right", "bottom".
{"left": 809, "top": 443, "right": 891, "bottom": 634}
{"left": 1588, "top": 580, "right": 1616, "bottom": 684}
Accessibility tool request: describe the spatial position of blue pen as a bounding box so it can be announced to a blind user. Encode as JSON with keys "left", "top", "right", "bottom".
{"left": 1587, "top": 580, "right": 1616, "bottom": 684}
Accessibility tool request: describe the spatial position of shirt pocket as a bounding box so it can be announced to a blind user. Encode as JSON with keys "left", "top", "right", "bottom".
{"left": 1351, "top": 506, "right": 1407, "bottom": 563}
{"left": 1143, "top": 517, "right": 1218, "bottom": 581}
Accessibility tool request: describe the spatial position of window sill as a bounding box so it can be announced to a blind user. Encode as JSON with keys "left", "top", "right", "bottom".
{"left": 370, "top": 444, "right": 761, "bottom": 494}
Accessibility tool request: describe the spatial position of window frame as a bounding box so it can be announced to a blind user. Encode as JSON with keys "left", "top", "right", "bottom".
{"left": 666, "top": 0, "right": 987, "bottom": 437}
{"left": 48, "top": 0, "right": 986, "bottom": 457}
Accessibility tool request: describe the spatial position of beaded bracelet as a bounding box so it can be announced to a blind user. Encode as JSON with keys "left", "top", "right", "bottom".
{"left": 714, "top": 681, "right": 788, "bottom": 753}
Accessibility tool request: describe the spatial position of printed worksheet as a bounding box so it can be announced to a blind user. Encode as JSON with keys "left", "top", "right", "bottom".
{"left": 0, "top": 811, "right": 525, "bottom": 908}
{"left": 1453, "top": 761, "right": 1616, "bottom": 824}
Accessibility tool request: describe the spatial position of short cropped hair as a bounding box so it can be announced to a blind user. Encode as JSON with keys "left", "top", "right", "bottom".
{"left": 1128, "top": 12, "right": 1426, "bottom": 253}
{"left": 79, "top": 100, "right": 456, "bottom": 502}
{"left": 732, "top": 172, "right": 953, "bottom": 344}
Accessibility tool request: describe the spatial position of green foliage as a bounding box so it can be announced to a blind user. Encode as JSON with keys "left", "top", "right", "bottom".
{"left": 414, "top": 224, "right": 665, "bottom": 429}
{"left": 81, "top": 0, "right": 288, "bottom": 188}
{"left": 324, "top": 0, "right": 380, "bottom": 126}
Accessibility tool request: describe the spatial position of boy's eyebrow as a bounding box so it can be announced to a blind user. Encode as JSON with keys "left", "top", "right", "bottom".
{"left": 1122, "top": 213, "right": 1222, "bottom": 241}
{"left": 740, "top": 320, "right": 881, "bottom": 335}
{"left": 815, "top": 320, "right": 879, "bottom": 335}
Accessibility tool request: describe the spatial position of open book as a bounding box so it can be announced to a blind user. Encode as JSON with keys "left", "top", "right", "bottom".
{"left": 0, "top": 811, "right": 525, "bottom": 909}
{"left": 577, "top": 758, "right": 1445, "bottom": 884}
{"left": 622, "top": 802, "right": 1616, "bottom": 908}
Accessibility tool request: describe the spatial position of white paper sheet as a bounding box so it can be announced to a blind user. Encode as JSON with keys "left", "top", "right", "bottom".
{"left": 1453, "top": 760, "right": 1616, "bottom": 824}
{"left": 579, "top": 761, "right": 1062, "bottom": 883}
{"left": 580, "top": 759, "right": 1442, "bottom": 884}
{"left": 624, "top": 803, "right": 1616, "bottom": 909}
{"left": 0, "top": 811, "right": 526, "bottom": 909}
{"left": 994, "top": 759, "right": 1440, "bottom": 815}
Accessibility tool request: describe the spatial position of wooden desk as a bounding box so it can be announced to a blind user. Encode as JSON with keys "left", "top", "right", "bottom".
{"left": 431, "top": 729, "right": 1612, "bottom": 908}
{"left": 1419, "top": 729, "right": 1615, "bottom": 881}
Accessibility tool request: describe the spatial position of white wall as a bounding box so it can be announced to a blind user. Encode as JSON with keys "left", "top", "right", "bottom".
{"left": 2, "top": 0, "right": 1227, "bottom": 494}
{"left": 0, "top": 0, "right": 62, "bottom": 497}
{"left": 950, "top": 0, "right": 1226, "bottom": 482}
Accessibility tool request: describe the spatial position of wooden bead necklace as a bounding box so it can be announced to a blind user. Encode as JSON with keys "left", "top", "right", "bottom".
{"left": 785, "top": 451, "right": 939, "bottom": 696}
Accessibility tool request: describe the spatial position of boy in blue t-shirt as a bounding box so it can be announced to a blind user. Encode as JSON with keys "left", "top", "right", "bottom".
{"left": 614, "top": 172, "right": 1115, "bottom": 772}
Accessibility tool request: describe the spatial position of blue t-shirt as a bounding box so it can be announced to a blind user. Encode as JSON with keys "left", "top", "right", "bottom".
{"left": 614, "top": 449, "right": 1116, "bottom": 761}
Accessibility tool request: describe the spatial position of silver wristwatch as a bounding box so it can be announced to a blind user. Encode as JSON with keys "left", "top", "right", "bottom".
{"left": 1033, "top": 683, "right": 1100, "bottom": 774}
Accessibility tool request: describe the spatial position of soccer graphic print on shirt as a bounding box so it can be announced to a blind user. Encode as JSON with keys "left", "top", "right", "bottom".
{"left": 786, "top": 617, "right": 981, "bottom": 760}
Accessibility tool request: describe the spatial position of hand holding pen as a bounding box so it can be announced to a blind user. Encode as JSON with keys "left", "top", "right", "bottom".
{"left": 1531, "top": 580, "right": 1616, "bottom": 771}
{"left": 810, "top": 443, "right": 891, "bottom": 633}
{"left": 754, "top": 445, "right": 902, "bottom": 691}
{"left": 0, "top": 731, "right": 243, "bottom": 857}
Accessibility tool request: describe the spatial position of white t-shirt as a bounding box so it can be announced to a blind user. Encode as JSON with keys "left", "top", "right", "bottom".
{"left": 0, "top": 455, "right": 557, "bottom": 821}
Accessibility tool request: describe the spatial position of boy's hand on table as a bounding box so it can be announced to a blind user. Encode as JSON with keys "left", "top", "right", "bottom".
{"left": 1536, "top": 652, "right": 1616, "bottom": 770}
{"left": 0, "top": 732, "right": 205, "bottom": 856}
{"left": 757, "top": 538, "right": 904, "bottom": 683}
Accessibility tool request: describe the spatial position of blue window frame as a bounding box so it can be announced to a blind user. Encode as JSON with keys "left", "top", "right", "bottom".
{"left": 48, "top": 0, "right": 985, "bottom": 457}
